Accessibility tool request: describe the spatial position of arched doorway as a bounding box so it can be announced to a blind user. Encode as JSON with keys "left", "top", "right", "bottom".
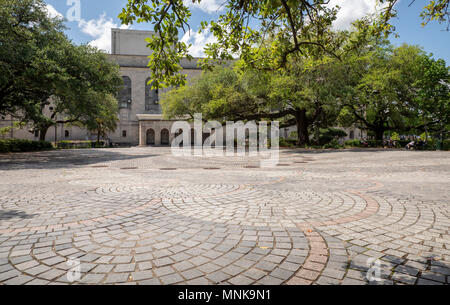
{"left": 146, "top": 129, "right": 155, "bottom": 145}
{"left": 161, "top": 129, "right": 170, "bottom": 145}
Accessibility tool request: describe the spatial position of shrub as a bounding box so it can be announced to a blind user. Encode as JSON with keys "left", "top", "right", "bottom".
{"left": 56, "top": 140, "right": 106, "bottom": 149}
{"left": 279, "top": 138, "right": 296, "bottom": 147}
{"left": 390, "top": 132, "right": 400, "bottom": 141}
{"left": 344, "top": 139, "right": 361, "bottom": 147}
{"left": 288, "top": 131, "right": 298, "bottom": 140}
{"left": 444, "top": 140, "right": 450, "bottom": 151}
{"left": 0, "top": 139, "right": 53, "bottom": 153}
{"left": 366, "top": 140, "right": 384, "bottom": 147}
{"left": 323, "top": 139, "right": 342, "bottom": 149}
{"left": 318, "top": 128, "right": 347, "bottom": 146}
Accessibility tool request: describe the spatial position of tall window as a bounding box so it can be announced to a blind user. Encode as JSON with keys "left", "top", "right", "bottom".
{"left": 145, "top": 78, "right": 160, "bottom": 113}
{"left": 119, "top": 76, "right": 132, "bottom": 109}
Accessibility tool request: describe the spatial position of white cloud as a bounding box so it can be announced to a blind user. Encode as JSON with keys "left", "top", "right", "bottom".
{"left": 328, "top": 0, "right": 388, "bottom": 30}
{"left": 78, "top": 14, "right": 129, "bottom": 53}
{"left": 183, "top": 0, "right": 224, "bottom": 14}
{"left": 181, "top": 28, "right": 217, "bottom": 57}
{"left": 45, "top": 4, "right": 63, "bottom": 19}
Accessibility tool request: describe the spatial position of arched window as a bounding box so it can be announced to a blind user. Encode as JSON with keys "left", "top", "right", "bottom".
{"left": 119, "top": 76, "right": 132, "bottom": 109}
{"left": 145, "top": 78, "right": 160, "bottom": 113}
{"left": 161, "top": 129, "right": 170, "bottom": 145}
{"left": 146, "top": 129, "right": 155, "bottom": 145}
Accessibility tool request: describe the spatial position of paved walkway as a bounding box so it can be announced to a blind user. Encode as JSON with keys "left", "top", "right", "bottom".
{"left": 0, "top": 148, "right": 448, "bottom": 285}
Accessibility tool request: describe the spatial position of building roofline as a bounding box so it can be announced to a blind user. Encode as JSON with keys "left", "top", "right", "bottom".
{"left": 111, "top": 28, "right": 156, "bottom": 34}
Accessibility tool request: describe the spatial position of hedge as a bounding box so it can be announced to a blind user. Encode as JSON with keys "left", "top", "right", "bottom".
{"left": 56, "top": 140, "right": 106, "bottom": 149}
{"left": 0, "top": 139, "right": 53, "bottom": 153}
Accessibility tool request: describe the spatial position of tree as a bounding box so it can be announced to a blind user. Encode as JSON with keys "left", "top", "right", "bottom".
{"left": 83, "top": 94, "right": 119, "bottom": 145}
{"left": 0, "top": 0, "right": 65, "bottom": 115}
{"left": 0, "top": 0, "right": 123, "bottom": 141}
{"left": 23, "top": 42, "right": 123, "bottom": 141}
{"left": 413, "top": 56, "right": 450, "bottom": 142}
{"left": 119, "top": 0, "right": 450, "bottom": 89}
{"left": 338, "top": 44, "right": 426, "bottom": 141}
{"left": 161, "top": 54, "right": 346, "bottom": 146}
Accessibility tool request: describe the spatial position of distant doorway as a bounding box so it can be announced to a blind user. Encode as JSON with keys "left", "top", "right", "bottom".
{"left": 161, "top": 129, "right": 170, "bottom": 146}
{"left": 146, "top": 129, "right": 155, "bottom": 145}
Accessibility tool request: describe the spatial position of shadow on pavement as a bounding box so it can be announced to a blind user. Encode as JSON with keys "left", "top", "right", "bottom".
{"left": 0, "top": 148, "right": 158, "bottom": 171}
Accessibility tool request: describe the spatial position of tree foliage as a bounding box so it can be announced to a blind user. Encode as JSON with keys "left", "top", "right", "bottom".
{"left": 0, "top": 0, "right": 123, "bottom": 141}
{"left": 119, "top": 0, "right": 450, "bottom": 89}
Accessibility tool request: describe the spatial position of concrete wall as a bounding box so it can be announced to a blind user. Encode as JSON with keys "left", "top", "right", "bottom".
{"left": 111, "top": 28, "right": 155, "bottom": 56}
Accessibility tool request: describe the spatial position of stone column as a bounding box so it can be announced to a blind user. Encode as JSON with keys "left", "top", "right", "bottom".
{"left": 139, "top": 121, "right": 145, "bottom": 146}
{"left": 155, "top": 127, "right": 161, "bottom": 146}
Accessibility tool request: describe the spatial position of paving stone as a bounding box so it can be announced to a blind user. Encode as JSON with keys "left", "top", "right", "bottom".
{"left": 257, "top": 275, "right": 284, "bottom": 285}
{"left": 0, "top": 269, "right": 21, "bottom": 282}
{"left": 228, "top": 275, "right": 253, "bottom": 285}
{"left": 160, "top": 273, "right": 184, "bottom": 284}
{"left": 114, "top": 263, "right": 136, "bottom": 273}
{"left": 395, "top": 265, "right": 420, "bottom": 277}
{"left": 316, "top": 276, "right": 341, "bottom": 285}
{"left": 417, "top": 278, "right": 443, "bottom": 285}
{"left": 206, "top": 271, "right": 231, "bottom": 283}
{"left": 138, "top": 278, "right": 161, "bottom": 285}
{"left": 91, "top": 264, "right": 114, "bottom": 274}
{"left": 391, "top": 272, "right": 417, "bottom": 285}
{"left": 24, "top": 265, "right": 51, "bottom": 276}
{"left": 105, "top": 273, "right": 130, "bottom": 284}
{"left": 420, "top": 271, "right": 446, "bottom": 283}
{"left": 39, "top": 269, "right": 66, "bottom": 281}
{"left": 81, "top": 273, "right": 105, "bottom": 284}
{"left": 3, "top": 275, "right": 34, "bottom": 285}
{"left": 131, "top": 271, "right": 154, "bottom": 281}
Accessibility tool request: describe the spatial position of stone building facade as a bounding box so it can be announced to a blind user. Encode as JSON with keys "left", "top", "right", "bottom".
{"left": 109, "top": 29, "right": 202, "bottom": 146}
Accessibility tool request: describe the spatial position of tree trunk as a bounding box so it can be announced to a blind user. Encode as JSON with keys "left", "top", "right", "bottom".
{"left": 374, "top": 128, "right": 385, "bottom": 141}
{"left": 39, "top": 127, "right": 49, "bottom": 141}
{"left": 97, "top": 129, "right": 101, "bottom": 144}
{"left": 295, "top": 110, "right": 310, "bottom": 146}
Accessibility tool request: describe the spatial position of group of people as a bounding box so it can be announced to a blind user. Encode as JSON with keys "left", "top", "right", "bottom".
{"left": 405, "top": 138, "right": 426, "bottom": 150}
{"left": 357, "top": 137, "right": 427, "bottom": 150}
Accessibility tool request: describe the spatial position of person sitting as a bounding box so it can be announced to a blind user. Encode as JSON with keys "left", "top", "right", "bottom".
{"left": 406, "top": 141, "right": 415, "bottom": 150}
{"left": 416, "top": 138, "right": 425, "bottom": 150}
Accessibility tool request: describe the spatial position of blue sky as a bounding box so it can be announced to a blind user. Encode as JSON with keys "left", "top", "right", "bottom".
{"left": 44, "top": 0, "right": 449, "bottom": 63}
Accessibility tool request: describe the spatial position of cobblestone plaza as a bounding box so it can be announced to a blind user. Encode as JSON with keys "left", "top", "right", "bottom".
{"left": 0, "top": 148, "right": 449, "bottom": 285}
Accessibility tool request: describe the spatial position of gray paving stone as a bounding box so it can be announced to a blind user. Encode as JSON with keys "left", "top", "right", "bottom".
{"left": 3, "top": 275, "right": 34, "bottom": 285}
{"left": 181, "top": 268, "right": 204, "bottom": 280}
{"left": 81, "top": 273, "right": 106, "bottom": 284}
{"left": 138, "top": 278, "right": 161, "bottom": 285}
{"left": 114, "top": 263, "right": 136, "bottom": 273}
{"left": 160, "top": 273, "right": 184, "bottom": 284}
{"left": 105, "top": 273, "right": 130, "bottom": 283}
{"left": 228, "top": 275, "right": 254, "bottom": 285}
{"left": 131, "top": 271, "right": 154, "bottom": 281}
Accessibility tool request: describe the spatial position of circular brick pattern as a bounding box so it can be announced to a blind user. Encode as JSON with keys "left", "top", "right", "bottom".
{"left": 0, "top": 147, "right": 448, "bottom": 285}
